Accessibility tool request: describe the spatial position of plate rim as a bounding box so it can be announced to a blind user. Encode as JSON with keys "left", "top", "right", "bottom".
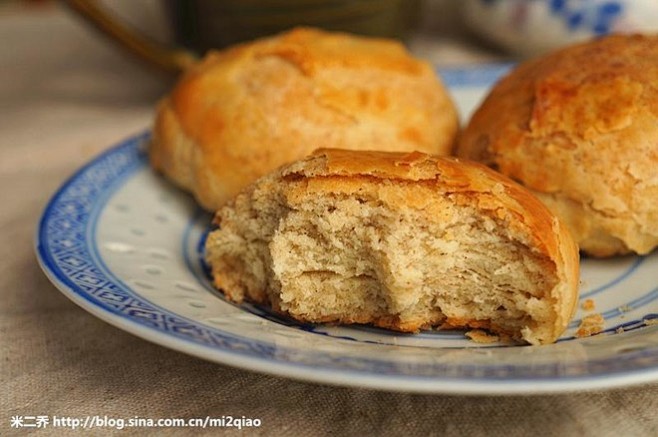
{"left": 30, "top": 257, "right": 658, "bottom": 395}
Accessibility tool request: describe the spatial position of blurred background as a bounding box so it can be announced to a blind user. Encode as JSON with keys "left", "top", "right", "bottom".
{"left": 7, "top": 0, "right": 658, "bottom": 75}
{"left": 1, "top": 0, "right": 656, "bottom": 156}
{"left": 2, "top": 0, "right": 506, "bottom": 75}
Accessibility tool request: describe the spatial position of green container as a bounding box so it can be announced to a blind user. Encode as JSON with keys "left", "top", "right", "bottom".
{"left": 169, "top": 0, "right": 422, "bottom": 53}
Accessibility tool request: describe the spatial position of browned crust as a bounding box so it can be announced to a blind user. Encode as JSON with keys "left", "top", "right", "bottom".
{"left": 456, "top": 34, "right": 658, "bottom": 257}
{"left": 286, "top": 148, "right": 573, "bottom": 263}
{"left": 150, "top": 27, "right": 459, "bottom": 211}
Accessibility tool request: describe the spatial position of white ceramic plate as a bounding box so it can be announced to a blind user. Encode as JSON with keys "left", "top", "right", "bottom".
{"left": 36, "top": 65, "right": 658, "bottom": 394}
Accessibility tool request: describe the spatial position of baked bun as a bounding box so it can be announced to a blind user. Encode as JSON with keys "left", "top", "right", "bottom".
{"left": 205, "top": 149, "right": 579, "bottom": 345}
{"left": 150, "top": 27, "right": 458, "bottom": 211}
{"left": 456, "top": 34, "right": 658, "bottom": 257}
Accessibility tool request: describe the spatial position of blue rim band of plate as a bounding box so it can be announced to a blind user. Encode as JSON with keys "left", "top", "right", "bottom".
{"left": 35, "top": 67, "right": 658, "bottom": 394}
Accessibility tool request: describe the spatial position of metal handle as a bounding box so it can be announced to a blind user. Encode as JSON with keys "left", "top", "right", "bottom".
{"left": 63, "top": 0, "right": 198, "bottom": 75}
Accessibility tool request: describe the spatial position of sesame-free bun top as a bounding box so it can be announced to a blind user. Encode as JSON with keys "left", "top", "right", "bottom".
{"left": 150, "top": 27, "right": 459, "bottom": 211}
{"left": 456, "top": 34, "right": 658, "bottom": 257}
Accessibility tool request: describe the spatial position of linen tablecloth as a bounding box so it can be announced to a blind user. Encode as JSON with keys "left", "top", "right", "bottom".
{"left": 1, "top": 3, "right": 657, "bottom": 436}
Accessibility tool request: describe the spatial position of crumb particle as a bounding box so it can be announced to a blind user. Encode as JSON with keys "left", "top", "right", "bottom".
{"left": 618, "top": 305, "right": 631, "bottom": 313}
{"left": 581, "top": 299, "right": 596, "bottom": 311}
{"left": 616, "top": 327, "right": 625, "bottom": 334}
{"left": 644, "top": 319, "right": 658, "bottom": 327}
{"left": 576, "top": 313, "right": 605, "bottom": 337}
{"left": 465, "top": 329, "right": 499, "bottom": 344}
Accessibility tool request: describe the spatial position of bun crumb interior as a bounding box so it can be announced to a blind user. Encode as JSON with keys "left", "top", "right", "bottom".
{"left": 205, "top": 149, "right": 579, "bottom": 345}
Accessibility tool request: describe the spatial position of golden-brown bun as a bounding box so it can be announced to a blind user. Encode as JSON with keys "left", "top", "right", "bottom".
{"left": 456, "top": 34, "right": 658, "bottom": 257}
{"left": 150, "top": 27, "right": 459, "bottom": 211}
{"left": 205, "top": 149, "right": 579, "bottom": 345}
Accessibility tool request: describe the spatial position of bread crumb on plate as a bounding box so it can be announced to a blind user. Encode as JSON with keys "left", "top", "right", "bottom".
{"left": 581, "top": 298, "right": 595, "bottom": 311}
{"left": 576, "top": 313, "right": 605, "bottom": 337}
{"left": 465, "top": 329, "right": 500, "bottom": 344}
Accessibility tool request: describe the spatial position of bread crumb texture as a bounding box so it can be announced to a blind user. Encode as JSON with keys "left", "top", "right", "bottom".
{"left": 205, "top": 149, "right": 580, "bottom": 345}
{"left": 576, "top": 313, "right": 605, "bottom": 338}
{"left": 457, "top": 34, "right": 658, "bottom": 257}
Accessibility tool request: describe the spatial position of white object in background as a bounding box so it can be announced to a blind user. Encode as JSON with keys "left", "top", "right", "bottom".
{"left": 462, "top": 0, "right": 658, "bottom": 57}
